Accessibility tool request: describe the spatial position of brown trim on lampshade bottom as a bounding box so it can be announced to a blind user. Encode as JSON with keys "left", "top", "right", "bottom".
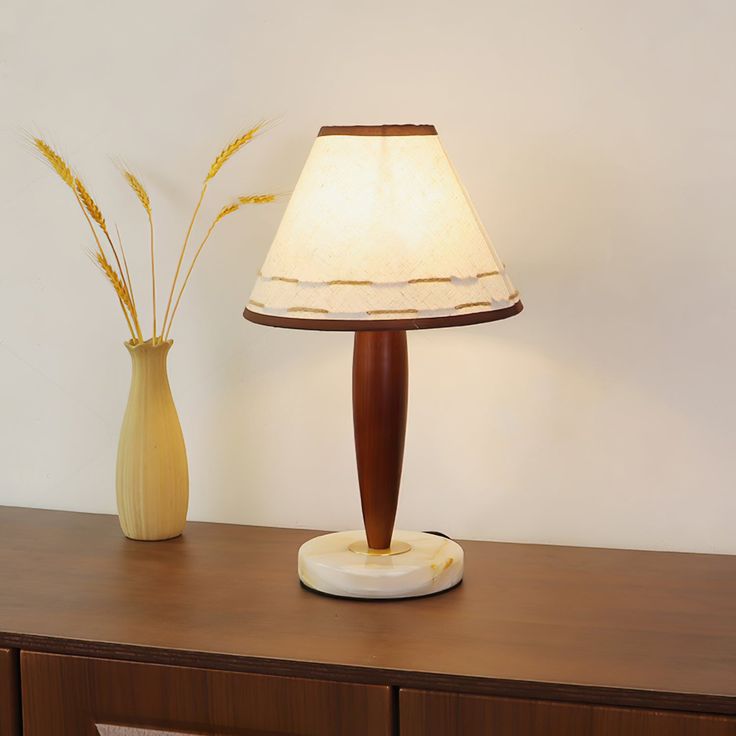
{"left": 318, "top": 124, "right": 437, "bottom": 137}
{"left": 243, "top": 301, "right": 523, "bottom": 332}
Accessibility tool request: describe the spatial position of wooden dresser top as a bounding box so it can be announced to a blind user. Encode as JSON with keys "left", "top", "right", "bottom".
{"left": 0, "top": 506, "right": 734, "bottom": 714}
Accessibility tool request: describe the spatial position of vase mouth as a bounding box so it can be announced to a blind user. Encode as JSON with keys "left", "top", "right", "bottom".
{"left": 124, "top": 338, "right": 173, "bottom": 353}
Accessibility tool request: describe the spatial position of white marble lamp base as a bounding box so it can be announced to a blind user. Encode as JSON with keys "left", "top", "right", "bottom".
{"left": 298, "top": 530, "right": 464, "bottom": 599}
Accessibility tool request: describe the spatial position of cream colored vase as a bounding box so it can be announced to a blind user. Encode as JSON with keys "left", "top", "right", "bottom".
{"left": 116, "top": 339, "right": 188, "bottom": 541}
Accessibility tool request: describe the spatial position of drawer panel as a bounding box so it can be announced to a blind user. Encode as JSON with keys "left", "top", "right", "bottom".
{"left": 400, "top": 689, "right": 736, "bottom": 736}
{"left": 22, "top": 652, "right": 392, "bottom": 736}
{"left": 0, "top": 649, "right": 21, "bottom": 736}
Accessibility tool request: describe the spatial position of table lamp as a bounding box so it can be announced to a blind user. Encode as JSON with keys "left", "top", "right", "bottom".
{"left": 244, "top": 124, "right": 522, "bottom": 599}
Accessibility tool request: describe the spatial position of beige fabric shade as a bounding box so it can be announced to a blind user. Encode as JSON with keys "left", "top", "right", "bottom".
{"left": 245, "top": 124, "right": 522, "bottom": 331}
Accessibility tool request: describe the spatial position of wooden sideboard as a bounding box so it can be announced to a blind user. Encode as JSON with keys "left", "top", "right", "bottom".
{"left": 0, "top": 506, "right": 734, "bottom": 735}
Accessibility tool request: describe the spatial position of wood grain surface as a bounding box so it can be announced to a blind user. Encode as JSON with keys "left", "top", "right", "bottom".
{"left": 0, "top": 507, "right": 735, "bottom": 715}
{"left": 0, "top": 648, "right": 20, "bottom": 736}
{"left": 22, "top": 652, "right": 391, "bottom": 735}
{"left": 97, "top": 727, "right": 205, "bottom": 736}
{"left": 353, "top": 330, "right": 408, "bottom": 549}
{"left": 399, "top": 690, "right": 736, "bottom": 736}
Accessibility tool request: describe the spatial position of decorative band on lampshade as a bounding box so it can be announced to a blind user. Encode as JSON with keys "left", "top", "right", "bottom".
{"left": 245, "top": 124, "right": 522, "bottom": 331}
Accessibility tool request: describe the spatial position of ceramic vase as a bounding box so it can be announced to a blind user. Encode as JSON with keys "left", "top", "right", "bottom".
{"left": 116, "top": 339, "right": 188, "bottom": 540}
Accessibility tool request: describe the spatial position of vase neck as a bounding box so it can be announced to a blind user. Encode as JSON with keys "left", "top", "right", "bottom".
{"left": 125, "top": 340, "right": 173, "bottom": 380}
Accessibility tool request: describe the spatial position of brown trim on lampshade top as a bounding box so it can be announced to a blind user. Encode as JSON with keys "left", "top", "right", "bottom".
{"left": 318, "top": 124, "right": 437, "bottom": 137}
{"left": 243, "top": 301, "right": 522, "bottom": 332}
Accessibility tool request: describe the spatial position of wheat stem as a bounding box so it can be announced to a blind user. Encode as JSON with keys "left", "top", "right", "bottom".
{"left": 164, "top": 194, "right": 275, "bottom": 339}
{"left": 32, "top": 139, "right": 104, "bottom": 266}
{"left": 164, "top": 206, "right": 215, "bottom": 341}
{"left": 72, "top": 191, "right": 136, "bottom": 340}
{"left": 75, "top": 188, "right": 138, "bottom": 342}
{"left": 116, "top": 225, "right": 144, "bottom": 342}
{"left": 92, "top": 251, "right": 138, "bottom": 341}
{"left": 122, "top": 170, "right": 157, "bottom": 342}
{"left": 104, "top": 219, "right": 142, "bottom": 341}
{"left": 80, "top": 212, "right": 135, "bottom": 341}
{"left": 114, "top": 290, "right": 136, "bottom": 340}
{"left": 103, "top": 224, "right": 131, "bottom": 300}
{"left": 32, "top": 138, "right": 139, "bottom": 341}
{"left": 75, "top": 177, "right": 137, "bottom": 312}
{"left": 149, "top": 213, "right": 157, "bottom": 343}
{"left": 114, "top": 289, "right": 136, "bottom": 341}
{"left": 161, "top": 184, "right": 206, "bottom": 339}
{"left": 33, "top": 133, "right": 272, "bottom": 343}
{"left": 74, "top": 192, "right": 104, "bottom": 257}
{"left": 161, "top": 124, "right": 266, "bottom": 338}
{"left": 121, "top": 297, "right": 136, "bottom": 339}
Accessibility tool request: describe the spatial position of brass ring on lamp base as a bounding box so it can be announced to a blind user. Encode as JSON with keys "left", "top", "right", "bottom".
{"left": 348, "top": 540, "right": 412, "bottom": 556}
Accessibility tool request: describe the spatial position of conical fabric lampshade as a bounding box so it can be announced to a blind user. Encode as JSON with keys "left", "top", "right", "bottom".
{"left": 245, "top": 124, "right": 522, "bottom": 330}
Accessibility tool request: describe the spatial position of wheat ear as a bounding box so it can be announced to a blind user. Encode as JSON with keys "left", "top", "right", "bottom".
{"left": 31, "top": 137, "right": 138, "bottom": 340}
{"left": 75, "top": 178, "right": 107, "bottom": 231}
{"left": 237, "top": 194, "right": 277, "bottom": 206}
{"left": 75, "top": 178, "right": 143, "bottom": 341}
{"left": 206, "top": 123, "right": 265, "bottom": 181}
{"left": 72, "top": 181, "right": 136, "bottom": 339}
{"left": 31, "top": 140, "right": 98, "bottom": 252}
{"left": 91, "top": 251, "right": 137, "bottom": 341}
{"left": 161, "top": 123, "right": 267, "bottom": 338}
{"left": 32, "top": 138, "right": 74, "bottom": 188}
{"left": 123, "top": 170, "right": 157, "bottom": 342}
{"left": 115, "top": 225, "right": 144, "bottom": 341}
{"left": 122, "top": 170, "right": 150, "bottom": 214}
{"left": 164, "top": 194, "right": 275, "bottom": 339}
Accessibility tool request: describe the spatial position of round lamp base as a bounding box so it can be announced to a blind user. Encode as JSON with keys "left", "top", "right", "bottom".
{"left": 298, "top": 530, "right": 463, "bottom": 599}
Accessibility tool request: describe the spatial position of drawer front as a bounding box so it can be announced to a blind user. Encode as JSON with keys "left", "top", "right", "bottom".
{"left": 0, "top": 649, "right": 21, "bottom": 736}
{"left": 22, "top": 652, "right": 392, "bottom": 736}
{"left": 400, "top": 689, "right": 736, "bottom": 736}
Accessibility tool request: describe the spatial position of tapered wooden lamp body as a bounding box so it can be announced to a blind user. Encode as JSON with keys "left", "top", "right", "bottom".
{"left": 245, "top": 124, "right": 522, "bottom": 598}
{"left": 353, "top": 330, "right": 408, "bottom": 551}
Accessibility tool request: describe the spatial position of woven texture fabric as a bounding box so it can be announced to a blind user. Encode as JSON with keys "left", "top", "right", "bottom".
{"left": 248, "top": 130, "right": 519, "bottom": 323}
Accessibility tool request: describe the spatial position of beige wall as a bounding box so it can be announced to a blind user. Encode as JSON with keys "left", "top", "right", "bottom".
{"left": 1, "top": 0, "right": 734, "bottom": 553}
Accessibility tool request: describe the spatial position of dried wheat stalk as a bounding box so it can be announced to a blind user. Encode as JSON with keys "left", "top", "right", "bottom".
{"left": 74, "top": 177, "right": 143, "bottom": 340}
{"left": 92, "top": 251, "right": 137, "bottom": 338}
{"left": 33, "top": 138, "right": 74, "bottom": 188}
{"left": 163, "top": 193, "right": 276, "bottom": 339}
{"left": 206, "top": 123, "right": 264, "bottom": 181}
{"left": 122, "top": 171, "right": 151, "bottom": 214}
{"left": 33, "top": 138, "right": 137, "bottom": 340}
{"left": 75, "top": 178, "right": 107, "bottom": 232}
{"left": 161, "top": 122, "right": 267, "bottom": 337}
{"left": 123, "top": 170, "right": 157, "bottom": 341}
{"left": 32, "top": 127, "right": 274, "bottom": 344}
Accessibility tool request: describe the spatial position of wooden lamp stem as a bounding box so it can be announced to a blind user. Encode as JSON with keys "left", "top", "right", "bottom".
{"left": 352, "top": 331, "right": 408, "bottom": 550}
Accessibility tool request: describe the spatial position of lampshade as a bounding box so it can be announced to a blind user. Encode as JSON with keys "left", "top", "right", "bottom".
{"left": 244, "top": 124, "right": 522, "bottom": 330}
